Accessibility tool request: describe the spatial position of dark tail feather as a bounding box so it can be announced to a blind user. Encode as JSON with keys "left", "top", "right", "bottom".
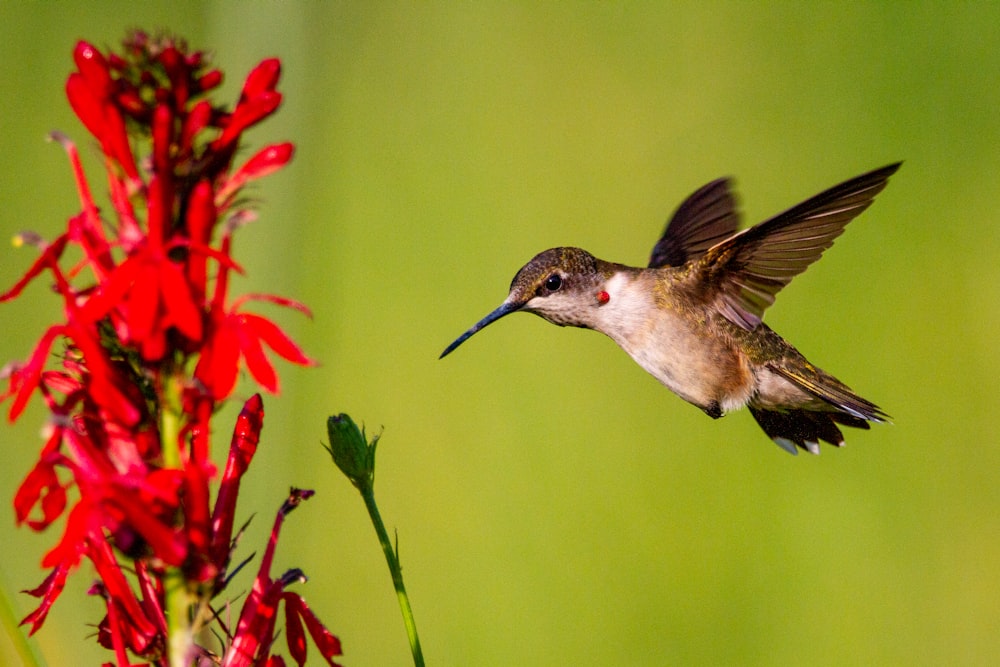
{"left": 749, "top": 407, "right": 872, "bottom": 455}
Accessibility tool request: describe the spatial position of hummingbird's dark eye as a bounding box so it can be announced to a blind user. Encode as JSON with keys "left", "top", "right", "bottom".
{"left": 544, "top": 274, "right": 562, "bottom": 292}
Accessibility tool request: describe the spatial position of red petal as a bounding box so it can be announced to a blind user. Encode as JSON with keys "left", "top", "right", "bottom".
{"left": 288, "top": 593, "right": 343, "bottom": 665}
{"left": 224, "top": 579, "right": 284, "bottom": 667}
{"left": 110, "top": 487, "right": 186, "bottom": 566}
{"left": 224, "top": 490, "right": 317, "bottom": 667}
{"left": 195, "top": 321, "right": 241, "bottom": 399}
{"left": 159, "top": 259, "right": 204, "bottom": 341}
{"left": 209, "top": 235, "right": 235, "bottom": 310}
{"left": 108, "top": 169, "right": 143, "bottom": 248}
{"left": 40, "top": 500, "right": 89, "bottom": 570}
{"left": 8, "top": 326, "right": 64, "bottom": 422}
{"left": 232, "top": 293, "right": 312, "bottom": 318}
{"left": 242, "top": 313, "right": 314, "bottom": 366}
{"left": 185, "top": 179, "right": 216, "bottom": 302}
{"left": 0, "top": 234, "right": 69, "bottom": 303}
{"left": 68, "top": 324, "right": 141, "bottom": 426}
{"left": 183, "top": 459, "right": 212, "bottom": 563}
{"left": 236, "top": 316, "right": 279, "bottom": 393}
{"left": 80, "top": 252, "right": 142, "bottom": 324}
{"left": 100, "top": 589, "right": 139, "bottom": 662}
{"left": 20, "top": 564, "right": 71, "bottom": 635}
{"left": 49, "top": 133, "right": 109, "bottom": 269}
{"left": 135, "top": 560, "right": 167, "bottom": 634}
{"left": 89, "top": 538, "right": 158, "bottom": 641}
{"left": 101, "top": 100, "right": 140, "bottom": 181}
{"left": 14, "top": 451, "right": 67, "bottom": 530}
{"left": 283, "top": 594, "right": 307, "bottom": 666}
{"left": 125, "top": 259, "right": 161, "bottom": 342}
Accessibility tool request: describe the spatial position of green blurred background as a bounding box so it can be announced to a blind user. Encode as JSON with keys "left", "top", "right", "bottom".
{"left": 2, "top": 3, "right": 999, "bottom": 665}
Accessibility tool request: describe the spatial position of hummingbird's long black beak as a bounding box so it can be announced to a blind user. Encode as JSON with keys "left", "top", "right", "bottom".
{"left": 439, "top": 300, "right": 523, "bottom": 359}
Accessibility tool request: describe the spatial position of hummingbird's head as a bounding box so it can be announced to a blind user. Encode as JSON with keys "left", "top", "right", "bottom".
{"left": 440, "top": 247, "right": 605, "bottom": 358}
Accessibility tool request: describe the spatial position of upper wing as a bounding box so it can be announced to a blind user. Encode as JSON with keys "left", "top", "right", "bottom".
{"left": 694, "top": 162, "right": 902, "bottom": 330}
{"left": 648, "top": 178, "right": 740, "bottom": 268}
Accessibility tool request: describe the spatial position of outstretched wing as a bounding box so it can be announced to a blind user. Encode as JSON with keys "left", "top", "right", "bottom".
{"left": 648, "top": 178, "right": 740, "bottom": 268}
{"left": 693, "top": 162, "right": 902, "bottom": 330}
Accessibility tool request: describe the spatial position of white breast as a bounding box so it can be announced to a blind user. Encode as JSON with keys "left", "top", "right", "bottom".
{"left": 594, "top": 272, "right": 753, "bottom": 413}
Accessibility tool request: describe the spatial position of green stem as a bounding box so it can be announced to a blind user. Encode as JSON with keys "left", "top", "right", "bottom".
{"left": 160, "top": 375, "right": 183, "bottom": 470}
{"left": 160, "top": 374, "right": 194, "bottom": 667}
{"left": 361, "top": 486, "right": 425, "bottom": 667}
{"left": 164, "top": 570, "right": 193, "bottom": 667}
{"left": 0, "top": 572, "right": 44, "bottom": 667}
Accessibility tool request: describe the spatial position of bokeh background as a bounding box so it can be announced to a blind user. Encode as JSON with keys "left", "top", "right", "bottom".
{"left": 2, "top": 3, "right": 999, "bottom": 665}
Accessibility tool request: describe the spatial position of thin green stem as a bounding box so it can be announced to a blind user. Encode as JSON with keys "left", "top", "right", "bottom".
{"left": 361, "top": 486, "right": 425, "bottom": 667}
{"left": 160, "top": 373, "right": 194, "bottom": 667}
{"left": 164, "top": 570, "right": 193, "bottom": 667}
{"left": 160, "top": 374, "right": 183, "bottom": 470}
{"left": 0, "top": 572, "right": 44, "bottom": 667}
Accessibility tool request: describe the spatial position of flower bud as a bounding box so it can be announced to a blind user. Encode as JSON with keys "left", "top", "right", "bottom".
{"left": 325, "top": 413, "right": 378, "bottom": 491}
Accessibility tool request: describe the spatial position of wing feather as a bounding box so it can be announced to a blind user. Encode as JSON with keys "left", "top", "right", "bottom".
{"left": 648, "top": 178, "right": 740, "bottom": 268}
{"left": 695, "top": 162, "right": 901, "bottom": 330}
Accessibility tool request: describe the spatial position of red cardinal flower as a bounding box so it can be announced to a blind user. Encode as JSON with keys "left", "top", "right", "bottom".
{"left": 2, "top": 30, "right": 338, "bottom": 666}
{"left": 223, "top": 489, "right": 344, "bottom": 667}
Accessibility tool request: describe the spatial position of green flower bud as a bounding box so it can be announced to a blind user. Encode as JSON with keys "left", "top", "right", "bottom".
{"left": 325, "top": 413, "right": 379, "bottom": 491}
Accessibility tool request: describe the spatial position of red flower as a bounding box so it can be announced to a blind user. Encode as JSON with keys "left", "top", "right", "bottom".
{"left": 3, "top": 30, "right": 339, "bottom": 666}
{"left": 196, "top": 265, "right": 316, "bottom": 399}
{"left": 223, "top": 489, "right": 344, "bottom": 667}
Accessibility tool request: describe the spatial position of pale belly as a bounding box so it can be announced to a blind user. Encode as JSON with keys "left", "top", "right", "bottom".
{"left": 592, "top": 272, "right": 814, "bottom": 416}
{"left": 606, "top": 310, "right": 756, "bottom": 415}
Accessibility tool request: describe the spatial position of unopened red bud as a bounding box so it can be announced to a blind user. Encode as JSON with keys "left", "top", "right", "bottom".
{"left": 66, "top": 73, "right": 107, "bottom": 139}
{"left": 115, "top": 89, "right": 148, "bottom": 118}
{"left": 241, "top": 58, "right": 281, "bottom": 101}
{"left": 152, "top": 104, "right": 174, "bottom": 174}
{"left": 215, "top": 142, "right": 294, "bottom": 207}
{"left": 197, "top": 69, "right": 223, "bottom": 92}
{"left": 181, "top": 100, "right": 213, "bottom": 152}
{"left": 213, "top": 92, "right": 282, "bottom": 150}
{"left": 72, "top": 41, "right": 111, "bottom": 97}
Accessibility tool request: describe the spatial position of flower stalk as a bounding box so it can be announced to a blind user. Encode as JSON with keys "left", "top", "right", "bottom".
{"left": 326, "top": 414, "right": 425, "bottom": 666}
{"left": 3, "top": 30, "right": 341, "bottom": 666}
{"left": 361, "top": 485, "right": 425, "bottom": 666}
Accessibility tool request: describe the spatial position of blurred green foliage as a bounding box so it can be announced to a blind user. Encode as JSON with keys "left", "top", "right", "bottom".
{"left": 2, "top": 3, "right": 999, "bottom": 665}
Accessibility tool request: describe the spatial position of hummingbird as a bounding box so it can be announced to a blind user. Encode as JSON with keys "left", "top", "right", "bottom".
{"left": 440, "top": 163, "right": 901, "bottom": 455}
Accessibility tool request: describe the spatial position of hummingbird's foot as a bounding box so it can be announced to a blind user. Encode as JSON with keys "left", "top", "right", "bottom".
{"left": 702, "top": 401, "right": 723, "bottom": 419}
